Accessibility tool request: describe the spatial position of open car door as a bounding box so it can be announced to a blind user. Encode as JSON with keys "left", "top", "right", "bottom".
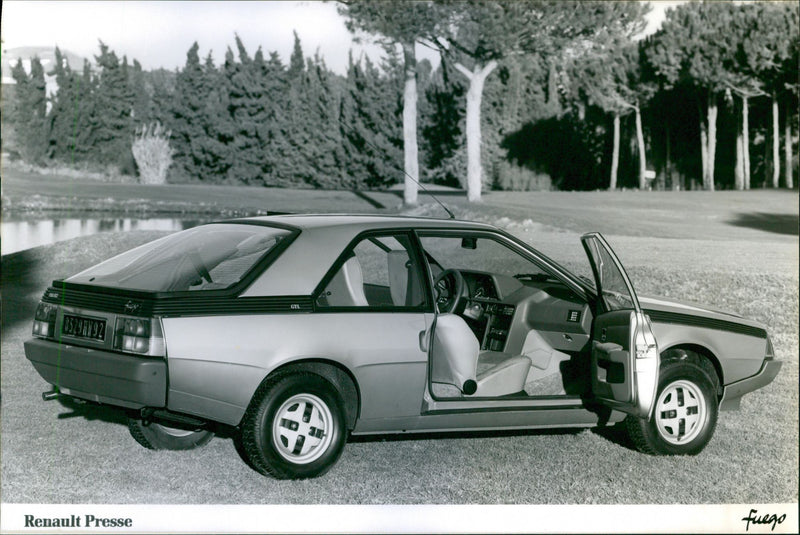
{"left": 581, "top": 233, "right": 659, "bottom": 419}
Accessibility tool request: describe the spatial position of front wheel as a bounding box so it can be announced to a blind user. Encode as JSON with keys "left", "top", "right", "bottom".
{"left": 626, "top": 359, "right": 719, "bottom": 455}
{"left": 240, "top": 373, "right": 347, "bottom": 479}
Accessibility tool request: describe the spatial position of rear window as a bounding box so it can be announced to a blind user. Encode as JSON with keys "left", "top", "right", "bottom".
{"left": 68, "top": 224, "right": 292, "bottom": 292}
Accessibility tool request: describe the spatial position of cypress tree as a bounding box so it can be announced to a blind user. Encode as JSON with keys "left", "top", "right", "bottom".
{"left": 340, "top": 51, "right": 403, "bottom": 188}
{"left": 10, "top": 57, "right": 48, "bottom": 163}
{"left": 284, "top": 52, "right": 345, "bottom": 187}
{"left": 226, "top": 36, "right": 271, "bottom": 185}
{"left": 93, "top": 42, "right": 135, "bottom": 169}
{"left": 170, "top": 42, "right": 214, "bottom": 181}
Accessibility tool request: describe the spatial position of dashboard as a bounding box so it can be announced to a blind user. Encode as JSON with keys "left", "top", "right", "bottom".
{"left": 456, "top": 270, "right": 592, "bottom": 355}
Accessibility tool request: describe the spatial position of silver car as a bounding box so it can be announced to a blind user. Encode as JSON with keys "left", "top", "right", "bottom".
{"left": 25, "top": 215, "right": 781, "bottom": 479}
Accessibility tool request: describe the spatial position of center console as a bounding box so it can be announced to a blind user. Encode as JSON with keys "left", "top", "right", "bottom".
{"left": 481, "top": 302, "right": 515, "bottom": 351}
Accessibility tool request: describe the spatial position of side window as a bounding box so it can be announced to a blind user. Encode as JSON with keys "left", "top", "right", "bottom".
{"left": 419, "top": 235, "right": 547, "bottom": 280}
{"left": 317, "top": 234, "right": 426, "bottom": 309}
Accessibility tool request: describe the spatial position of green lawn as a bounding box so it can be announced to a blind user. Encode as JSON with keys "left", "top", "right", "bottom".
{"left": 1, "top": 182, "right": 797, "bottom": 506}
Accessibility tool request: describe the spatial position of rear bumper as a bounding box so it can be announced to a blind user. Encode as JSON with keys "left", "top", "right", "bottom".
{"left": 719, "top": 358, "right": 782, "bottom": 411}
{"left": 24, "top": 338, "right": 167, "bottom": 409}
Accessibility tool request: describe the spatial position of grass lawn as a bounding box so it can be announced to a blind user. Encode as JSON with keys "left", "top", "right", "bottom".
{"left": 1, "top": 182, "right": 797, "bottom": 507}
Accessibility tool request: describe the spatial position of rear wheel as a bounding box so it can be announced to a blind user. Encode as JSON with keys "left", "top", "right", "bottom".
{"left": 240, "top": 373, "right": 347, "bottom": 479}
{"left": 128, "top": 418, "right": 214, "bottom": 450}
{"left": 626, "top": 357, "right": 719, "bottom": 455}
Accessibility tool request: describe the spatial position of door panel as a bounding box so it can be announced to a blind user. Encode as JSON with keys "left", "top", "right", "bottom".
{"left": 582, "top": 233, "right": 659, "bottom": 419}
{"left": 592, "top": 309, "right": 634, "bottom": 403}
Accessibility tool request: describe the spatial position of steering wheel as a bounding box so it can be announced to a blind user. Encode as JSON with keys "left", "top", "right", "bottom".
{"left": 433, "top": 269, "right": 466, "bottom": 314}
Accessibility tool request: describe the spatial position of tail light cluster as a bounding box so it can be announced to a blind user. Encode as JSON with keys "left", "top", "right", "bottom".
{"left": 113, "top": 316, "right": 165, "bottom": 357}
{"left": 32, "top": 302, "right": 165, "bottom": 357}
{"left": 32, "top": 302, "right": 58, "bottom": 339}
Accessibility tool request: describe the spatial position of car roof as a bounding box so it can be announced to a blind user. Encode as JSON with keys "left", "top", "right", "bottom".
{"left": 236, "top": 213, "right": 498, "bottom": 232}
{"left": 237, "top": 214, "right": 499, "bottom": 297}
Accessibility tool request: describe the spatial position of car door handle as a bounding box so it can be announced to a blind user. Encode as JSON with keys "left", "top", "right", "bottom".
{"left": 419, "top": 330, "right": 429, "bottom": 352}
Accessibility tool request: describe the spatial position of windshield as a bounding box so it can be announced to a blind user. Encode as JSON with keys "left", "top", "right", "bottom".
{"left": 68, "top": 224, "right": 291, "bottom": 292}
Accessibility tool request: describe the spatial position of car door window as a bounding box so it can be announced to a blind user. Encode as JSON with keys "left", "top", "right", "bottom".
{"left": 582, "top": 236, "right": 636, "bottom": 312}
{"left": 420, "top": 235, "right": 549, "bottom": 281}
{"left": 317, "top": 234, "right": 426, "bottom": 309}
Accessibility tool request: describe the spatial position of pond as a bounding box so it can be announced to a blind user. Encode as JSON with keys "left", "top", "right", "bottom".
{"left": 1, "top": 216, "right": 206, "bottom": 256}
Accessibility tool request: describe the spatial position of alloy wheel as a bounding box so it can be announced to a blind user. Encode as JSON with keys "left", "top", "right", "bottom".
{"left": 654, "top": 379, "right": 707, "bottom": 445}
{"left": 272, "top": 393, "right": 333, "bottom": 464}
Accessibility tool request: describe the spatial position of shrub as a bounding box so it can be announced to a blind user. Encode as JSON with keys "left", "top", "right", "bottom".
{"left": 494, "top": 161, "right": 553, "bottom": 191}
{"left": 131, "top": 122, "right": 174, "bottom": 185}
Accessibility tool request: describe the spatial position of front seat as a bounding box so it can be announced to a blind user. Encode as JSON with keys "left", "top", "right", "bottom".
{"left": 324, "top": 254, "right": 369, "bottom": 307}
{"left": 387, "top": 249, "right": 423, "bottom": 306}
{"left": 430, "top": 314, "right": 531, "bottom": 396}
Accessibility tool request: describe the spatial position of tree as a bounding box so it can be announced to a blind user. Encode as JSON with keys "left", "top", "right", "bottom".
{"left": 47, "top": 47, "right": 81, "bottom": 161}
{"left": 645, "top": 3, "right": 738, "bottom": 191}
{"left": 169, "top": 42, "right": 223, "bottom": 182}
{"left": 283, "top": 43, "right": 346, "bottom": 188}
{"left": 562, "top": 11, "right": 651, "bottom": 190}
{"left": 419, "top": 61, "right": 467, "bottom": 187}
{"left": 432, "top": 0, "right": 648, "bottom": 200}
{"left": 339, "top": 1, "right": 439, "bottom": 204}
{"left": 739, "top": 3, "right": 799, "bottom": 189}
{"left": 10, "top": 56, "right": 47, "bottom": 163}
{"left": 93, "top": 41, "right": 136, "bottom": 169}
{"left": 340, "top": 50, "right": 404, "bottom": 188}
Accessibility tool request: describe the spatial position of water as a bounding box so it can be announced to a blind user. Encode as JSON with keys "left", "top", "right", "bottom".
{"left": 1, "top": 217, "right": 204, "bottom": 256}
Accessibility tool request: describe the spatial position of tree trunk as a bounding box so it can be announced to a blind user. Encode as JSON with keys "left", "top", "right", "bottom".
{"left": 706, "top": 94, "right": 717, "bottom": 191}
{"left": 401, "top": 42, "right": 419, "bottom": 206}
{"left": 666, "top": 114, "right": 675, "bottom": 189}
{"left": 455, "top": 60, "right": 498, "bottom": 202}
{"left": 610, "top": 113, "right": 620, "bottom": 190}
{"left": 698, "top": 99, "right": 708, "bottom": 192}
{"left": 635, "top": 106, "right": 646, "bottom": 189}
{"left": 786, "top": 101, "right": 794, "bottom": 189}
{"left": 772, "top": 95, "right": 780, "bottom": 188}
{"left": 546, "top": 60, "right": 562, "bottom": 116}
{"left": 743, "top": 95, "right": 750, "bottom": 189}
{"left": 735, "top": 98, "right": 745, "bottom": 190}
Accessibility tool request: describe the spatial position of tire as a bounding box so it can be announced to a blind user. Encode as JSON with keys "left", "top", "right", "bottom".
{"left": 626, "top": 357, "right": 719, "bottom": 455}
{"left": 240, "top": 372, "right": 347, "bottom": 480}
{"left": 128, "top": 418, "right": 214, "bottom": 450}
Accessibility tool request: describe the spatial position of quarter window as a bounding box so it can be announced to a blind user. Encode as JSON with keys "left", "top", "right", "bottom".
{"left": 317, "top": 234, "right": 425, "bottom": 309}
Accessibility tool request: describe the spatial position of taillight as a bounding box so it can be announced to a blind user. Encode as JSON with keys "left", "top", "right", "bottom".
{"left": 32, "top": 302, "right": 58, "bottom": 339}
{"left": 113, "top": 316, "right": 165, "bottom": 357}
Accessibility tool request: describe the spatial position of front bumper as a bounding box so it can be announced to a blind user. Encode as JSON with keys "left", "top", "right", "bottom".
{"left": 24, "top": 338, "right": 167, "bottom": 409}
{"left": 719, "top": 358, "right": 782, "bottom": 411}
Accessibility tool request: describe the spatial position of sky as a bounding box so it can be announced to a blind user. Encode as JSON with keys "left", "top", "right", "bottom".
{"left": 1, "top": 1, "right": 677, "bottom": 75}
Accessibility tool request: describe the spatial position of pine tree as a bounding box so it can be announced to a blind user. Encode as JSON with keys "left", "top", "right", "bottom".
{"left": 10, "top": 57, "right": 48, "bottom": 163}
{"left": 340, "top": 51, "right": 404, "bottom": 188}
{"left": 420, "top": 63, "right": 467, "bottom": 187}
{"left": 93, "top": 41, "right": 135, "bottom": 169}
{"left": 170, "top": 42, "right": 216, "bottom": 181}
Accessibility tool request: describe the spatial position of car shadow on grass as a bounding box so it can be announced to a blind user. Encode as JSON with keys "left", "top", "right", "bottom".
{"left": 55, "top": 396, "right": 129, "bottom": 425}
{"left": 728, "top": 212, "right": 799, "bottom": 236}
{"left": 590, "top": 422, "right": 638, "bottom": 452}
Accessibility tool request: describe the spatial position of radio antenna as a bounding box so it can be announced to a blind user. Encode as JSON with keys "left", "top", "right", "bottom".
{"left": 336, "top": 118, "right": 455, "bottom": 219}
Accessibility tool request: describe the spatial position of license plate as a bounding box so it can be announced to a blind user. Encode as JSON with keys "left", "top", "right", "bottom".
{"left": 62, "top": 314, "right": 106, "bottom": 341}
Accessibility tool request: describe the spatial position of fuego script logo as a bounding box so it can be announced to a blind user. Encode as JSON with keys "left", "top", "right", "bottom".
{"left": 124, "top": 301, "right": 141, "bottom": 314}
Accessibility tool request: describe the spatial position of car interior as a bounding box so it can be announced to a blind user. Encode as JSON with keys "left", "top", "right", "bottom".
{"left": 318, "top": 233, "right": 594, "bottom": 399}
